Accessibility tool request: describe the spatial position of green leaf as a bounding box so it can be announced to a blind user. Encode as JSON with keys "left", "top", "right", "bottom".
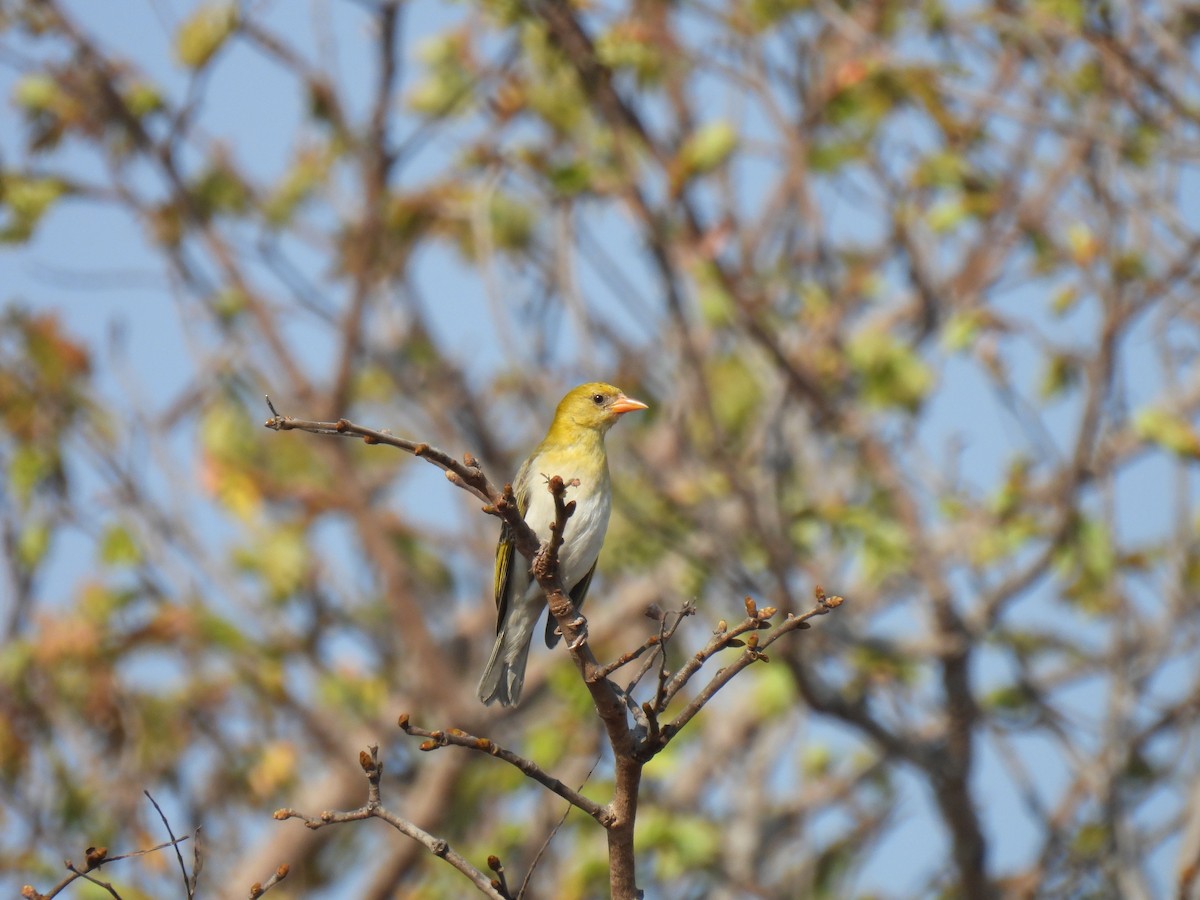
{"left": 450, "top": 191, "right": 535, "bottom": 259}
{"left": 80, "top": 584, "right": 135, "bottom": 622}
{"left": 201, "top": 400, "right": 257, "bottom": 464}
{"left": 211, "top": 287, "right": 247, "bottom": 324}
{"left": 486, "top": 193, "right": 534, "bottom": 252}
{"left": 406, "top": 31, "right": 474, "bottom": 117}
{"left": 984, "top": 684, "right": 1033, "bottom": 713}
{"left": 835, "top": 506, "right": 913, "bottom": 583}
{"left": 198, "top": 610, "right": 247, "bottom": 650}
{"left": 546, "top": 160, "right": 593, "bottom": 197}
{"left": 1034, "top": 0, "right": 1084, "bottom": 29}
{"left": 1066, "top": 221, "right": 1097, "bottom": 264}
{"left": 1134, "top": 407, "right": 1200, "bottom": 458}
{"left": 9, "top": 444, "right": 53, "bottom": 503}
{"left": 808, "top": 137, "right": 867, "bottom": 172}
{"left": 257, "top": 526, "right": 308, "bottom": 599}
{"left": 802, "top": 744, "right": 833, "bottom": 777}
{"left": 1121, "top": 122, "right": 1159, "bottom": 168}
{"left": 99, "top": 524, "right": 141, "bottom": 566}
{"left": 190, "top": 165, "right": 249, "bottom": 218}
{"left": 913, "top": 151, "right": 969, "bottom": 189}
{"left": 124, "top": 82, "right": 164, "bottom": 118}
{"left": 596, "top": 21, "right": 665, "bottom": 84}
{"left": 927, "top": 197, "right": 966, "bottom": 233}
{"left": 970, "top": 514, "right": 1039, "bottom": 566}
{"left": 991, "top": 458, "right": 1031, "bottom": 519}
{"left": 1039, "top": 353, "right": 1080, "bottom": 400}
{"left": 850, "top": 642, "right": 918, "bottom": 686}
{"left": 1112, "top": 251, "right": 1146, "bottom": 283}
{"left": 1055, "top": 517, "right": 1118, "bottom": 612}
{"left": 175, "top": 3, "right": 238, "bottom": 69}
{"left": 709, "top": 353, "right": 762, "bottom": 434}
{"left": 692, "top": 261, "right": 735, "bottom": 326}
{"left": 1071, "top": 821, "right": 1107, "bottom": 858}
{"left": 263, "top": 149, "right": 329, "bottom": 226}
{"left": 13, "top": 74, "right": 61, "bottom": 111}
{"left": 1050, "top": 285, "right": 1080, "bottom": 316}
{"left": 18, "top": 521, "right": 51, "bottom": 568}
{"left": 743, "top": 0, "right": 810, "bottom": 31}
{"left": 677, "top": 121, "right": 738, "bottom": 179}
{"left": 942, "top": 311, "right": 982, "bottom": 351}
{"left": 0, "top": 174, "right": 68, "bottom": 242}
{"left": 846, "top": 327, "right": 933, "bottom": 411}
{"left": 744, "top": 664, "right": 797, "bottom": 717}
{"left": 317, "top": 670, "right": 386, "bottom": 719}
{"left": 636, "top": 809, "right": 720, "bottom": 880}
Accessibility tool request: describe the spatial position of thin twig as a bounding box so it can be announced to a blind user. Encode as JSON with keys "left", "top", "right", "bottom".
{"left": 516, "top": 750, "right": 604, "bottom": 900}
{"left": 273, "top": 745, "right": 505, "bottom": 899}
{"left": 62, "top": 866, "right": 121, "bottom": 899}
{"left": 398, "top": 715, "right": 612, "bottom": 825}
{"left": 262, "top": 401, "right": 541, "bottom": 554}
{"left": 659, "top": 594, "right": 843, "bottom": 748}
{"left": 247, "top": 863, "right": 290, "bottom": 898}
{"left": 23, "top": 836, "right": 192, "bottom": 900}
{"left": 143, "top": 790, "right": 195, "bottom": 900}
{"left": 657, "top": 598, "right": 782, "bottom": 711}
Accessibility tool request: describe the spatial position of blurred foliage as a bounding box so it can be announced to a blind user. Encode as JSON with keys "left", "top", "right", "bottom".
{"left": 2, "top": 0, "right": 1200, "bottom": 898}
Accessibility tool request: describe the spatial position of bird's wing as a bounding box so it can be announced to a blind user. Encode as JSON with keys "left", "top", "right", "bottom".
{"left": 545, "top": 558, "right": 596, "bottom": 648}
{"left": 493, "top": 460, "right": 532, "bottom": 632}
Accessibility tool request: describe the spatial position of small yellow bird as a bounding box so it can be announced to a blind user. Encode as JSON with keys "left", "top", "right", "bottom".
{"left": 478, "top": 383, "right": 648, "bottom": 706}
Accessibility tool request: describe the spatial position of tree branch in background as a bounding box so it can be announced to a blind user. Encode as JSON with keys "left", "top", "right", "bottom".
{"left": 274, "top": 746, "right": 506, "bottom": 900}
{"left": 21, "top": 836, "right": 193, "bottom": 900}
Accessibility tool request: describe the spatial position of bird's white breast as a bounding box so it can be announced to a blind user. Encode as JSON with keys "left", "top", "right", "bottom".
{"left": 521, "top": 469, "right": 612, "bottom": 591}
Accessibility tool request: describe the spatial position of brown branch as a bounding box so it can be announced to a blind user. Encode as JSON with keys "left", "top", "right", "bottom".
{"left": 655, "top": 595, "right": 841, "bottom": 752}
{"left": 60, "top": 866, "right": 121, "bottom": 899}
{"left": 143, "top": 790, "right": 197, "bottom": 900}
{"left": 262, "top": 401, "right": 541, "bottom": 553}
{"left": 247, "top": 864, "right": 289, "bottom": 899}
{"left": 273, "top": 745, "right": 505, "bottom": 899}
{"left": 590, "top": 601, "right": 693, "bottom": 683}
{"left": 592, "top": 630, "right": 662, "bottom": 681}
{"left": 656, "top": 598, "right": 781, "bottom": 712}
{"left": 398, "top": 715, "right": 612, "bottom": 826}
{"left": 22, "top": 836, "right": 192, "bottom": 900}
{"left": 329, "top": 0, "right": 402, "bottom": 415}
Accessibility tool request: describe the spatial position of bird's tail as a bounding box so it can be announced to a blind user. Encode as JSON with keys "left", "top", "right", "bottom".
{"left": 477, "top": 604, "right": 540, "bottom": 707}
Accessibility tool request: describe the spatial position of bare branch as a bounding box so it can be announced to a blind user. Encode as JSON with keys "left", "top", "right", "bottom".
{"left": 398, "top": 714, "right": 612, "bottom": 825}
{"left": 655, "top": 596, "right": 840, "bottom": 752}
{"left": 273, "top": 745, "right": 505, "bottom": 899}
{"left": 143, "top": 791, "right": 197, "bottom": 900}
{"left": 22, "top": 836, "right": 192, "bottom": 900}
{"left": 262, "top": 401, "right": 541, "bottom": 553}
{"left": 247, "top": 863, "right": 289, "bottom": 899}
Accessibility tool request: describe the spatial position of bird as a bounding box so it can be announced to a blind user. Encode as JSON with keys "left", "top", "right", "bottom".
{"left": 478, "top": 382, "right": 648, "bottom": 707}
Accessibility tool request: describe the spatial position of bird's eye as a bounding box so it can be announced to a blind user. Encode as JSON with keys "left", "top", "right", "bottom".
{"left": 592, "top": 393, "right": 605, "bottom": 405}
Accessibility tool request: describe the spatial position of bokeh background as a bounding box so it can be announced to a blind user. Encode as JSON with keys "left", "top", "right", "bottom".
{"left": 3, "top": 0, "right": 1200, "bottom": 897}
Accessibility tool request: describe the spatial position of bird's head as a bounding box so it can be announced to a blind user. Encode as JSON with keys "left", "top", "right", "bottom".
{"left": 550, "top": 382, "right": 648, "bottom": 436}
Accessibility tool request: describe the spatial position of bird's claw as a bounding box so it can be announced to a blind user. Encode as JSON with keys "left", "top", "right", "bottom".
{"left": 566, "top": 617, "right": 588, "bottom": 650}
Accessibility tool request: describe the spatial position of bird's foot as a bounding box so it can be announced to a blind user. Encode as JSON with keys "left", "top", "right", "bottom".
{"left": 566, "top": 617, "right": 588, "bottom": 650}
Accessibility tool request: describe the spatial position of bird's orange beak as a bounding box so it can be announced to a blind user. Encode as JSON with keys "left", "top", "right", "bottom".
{"left": 611, "top": 394, "right": 649, "bottom": 415}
